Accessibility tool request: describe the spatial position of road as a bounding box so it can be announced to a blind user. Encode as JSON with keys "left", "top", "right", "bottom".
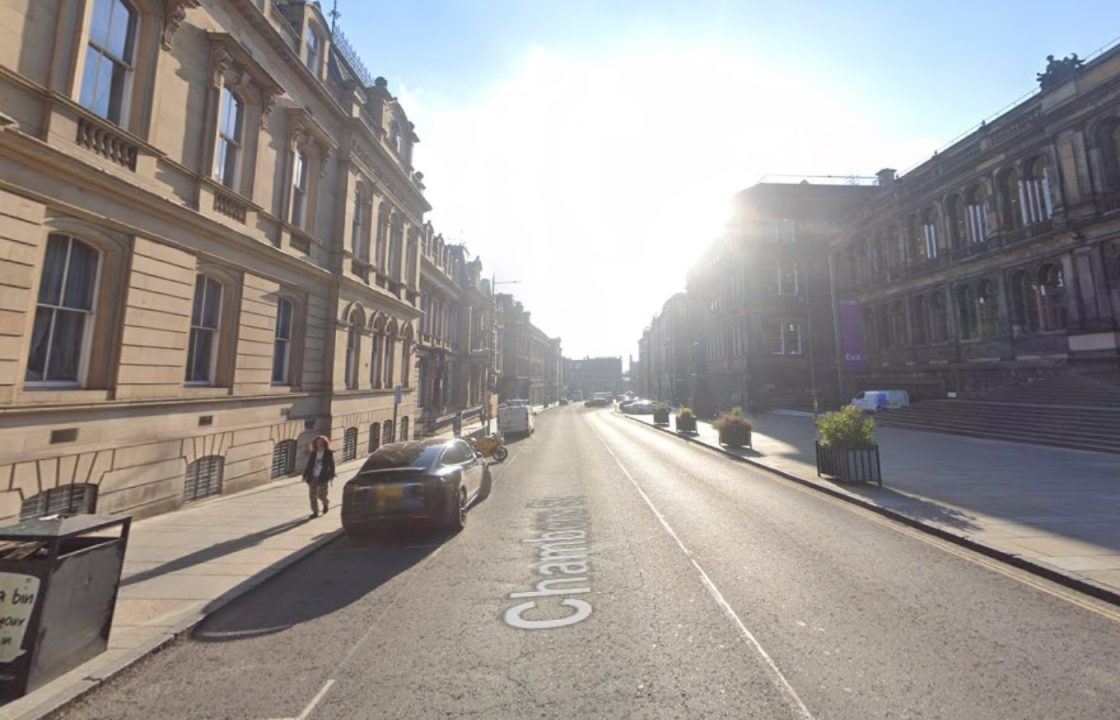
{"left": 57, "top": 406, "right": 1120, "bottom": 719}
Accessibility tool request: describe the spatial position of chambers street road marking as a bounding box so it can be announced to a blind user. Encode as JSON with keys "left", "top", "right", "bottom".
{"left": 591, "top": 422, "right": 814, "bottom": 720}
{"left": 504, "top": 496, "right": 594, "bottom": 630}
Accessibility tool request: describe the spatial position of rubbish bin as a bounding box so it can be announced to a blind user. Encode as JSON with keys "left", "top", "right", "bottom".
{"left": 0, "top": 514, "right": 130, "bottom": 703}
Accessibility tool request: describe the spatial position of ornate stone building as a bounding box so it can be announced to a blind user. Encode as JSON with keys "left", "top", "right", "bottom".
{"left": 637, "top": 293, "right": 693, "bottom": 405}
{"left": 566, "top": 356, "right": 623, "bottom": 398}
{"left": 416, "top": 231, "right": 500, "bottom": 436}
{"left": 0, "top": 0, "right": 428, "bottom": 522}
{"left": 497, "top": 294, "right": 561, "bottom": 405}
{"left": 830, "top": 49, "right": 1120, "bottom": 399}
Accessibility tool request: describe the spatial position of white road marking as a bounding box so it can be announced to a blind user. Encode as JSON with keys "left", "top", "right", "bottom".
{"left": 590, "top": 420, "right": 814, "bottom": 720}
{"left": 257, "top": 678, "right": 335, "bottom": 720}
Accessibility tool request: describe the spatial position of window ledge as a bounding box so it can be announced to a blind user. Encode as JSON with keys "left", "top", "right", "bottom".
{"left": 16, "top": 388, "right": 111, "bottom": 404}
{"left": 183, "top": 385, "right": 231, "bottom": 398}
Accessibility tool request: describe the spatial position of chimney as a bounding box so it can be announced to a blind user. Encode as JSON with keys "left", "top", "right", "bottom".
{"left": 876, "top": 168, "right": 897, "bottom": 188}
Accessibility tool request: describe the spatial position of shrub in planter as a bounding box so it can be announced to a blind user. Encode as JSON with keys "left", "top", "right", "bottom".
{"left": 653, "top": 403, "right": 670, "bottom": 425}
{"left": 713, "top": 406, "right": 752, "bottom": 447}
{"left": 675, "top": 406, "right": 697, "bottom": 433}
{"left": 814, "top": 405, "right": 882, "bottom": 484}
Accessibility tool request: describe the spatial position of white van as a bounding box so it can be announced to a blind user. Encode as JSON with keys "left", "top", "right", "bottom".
{"left": 850, "top": 390, "right": 910, "bottom": 413}
{"left": 498, "top": 404, "right": 534, "bottom": 438}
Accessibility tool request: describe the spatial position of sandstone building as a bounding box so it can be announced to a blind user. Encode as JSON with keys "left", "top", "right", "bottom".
{"left": 497, "top": 294, "right": 561, "bottom": 405}
{"left": 0, "top": 0, "right": 435, "bottom": 522}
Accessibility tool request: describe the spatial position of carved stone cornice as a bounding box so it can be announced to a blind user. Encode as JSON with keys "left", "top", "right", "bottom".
{"left": 162, "top": 0, "right": 201, "bottom": 51}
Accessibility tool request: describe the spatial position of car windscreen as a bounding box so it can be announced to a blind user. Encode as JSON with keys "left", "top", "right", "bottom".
{"left": 359, "top": 441, "right": 443, "bottom": 472}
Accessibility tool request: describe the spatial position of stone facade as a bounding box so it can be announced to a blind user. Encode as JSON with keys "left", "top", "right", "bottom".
{"left": 0, "top": 0, "right": 432, "bottom": 523}
{"left": 830, "top": 48, "right": 1120, "bottom": 399}
{"left": 637, "top": 293, "right": 691, "bottom": 405}
{"left": 565, "top": 356, "right": 623, "bottom": 398}
{"left": 497, "top": 294, "right": 561, "bottom": 405}
{"left": 416, "top": 231, "right": 500, "bottom": 436}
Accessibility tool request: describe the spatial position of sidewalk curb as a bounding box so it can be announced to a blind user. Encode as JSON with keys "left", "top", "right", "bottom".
{"left": 625, "top": 414, "right": 1120, "bottom": 609}
{"left": 4, "top": 528, "right": 345, "bottom": 720}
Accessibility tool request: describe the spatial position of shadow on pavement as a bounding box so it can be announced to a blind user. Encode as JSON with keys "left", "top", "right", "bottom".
{"left": 191, "top": 526, "right": 446, "bottom": 643}
{"left": 121, "top": 516, "right": 315, "bottom": 586}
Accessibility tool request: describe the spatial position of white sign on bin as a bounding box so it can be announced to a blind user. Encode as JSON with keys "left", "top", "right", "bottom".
{"left": 0, "top": 572, "right": 39, "bottom": 663}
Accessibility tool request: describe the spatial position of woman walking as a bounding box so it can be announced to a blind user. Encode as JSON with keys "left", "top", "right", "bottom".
{"left": 302, "top": 435, "right": 335, "bottom": 518}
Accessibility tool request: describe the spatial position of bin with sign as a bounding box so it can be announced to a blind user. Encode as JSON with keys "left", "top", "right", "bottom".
{"left": 0, "top": 514, "right": 130, "bottom": 703}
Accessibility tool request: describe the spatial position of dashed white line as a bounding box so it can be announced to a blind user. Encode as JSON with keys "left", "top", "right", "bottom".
{"left": 590, "top": 421, "right": 814, "bottom": 720}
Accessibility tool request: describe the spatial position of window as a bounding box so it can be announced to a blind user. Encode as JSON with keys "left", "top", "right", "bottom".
{"left": 1037, "top": 263, "right": 1067, "bottom": 331}
{"left": 389, "top": 120, "right": 402, "bottom": 155}
{"left": 1021, "top": 158, "right": 1054, "bottom": 225}
{"left": 351, "top": 190, "right": 364, "bottom": 258}
{"left": 384, "top": 334, "right": 396, "bottom": 389}
{"left": 1009, "top": 270, "right": 1040, "bottom": 334}
{"left": 272, "top": 298, "right": 293, "bottom": 385}
{"left": 929, "top": 292, "right": 949, "bottom": 343}
{"left": 771, "top": 259, "right": 799, "bottom": 295}
{"left": 79, "top": 0, "right": 137, "bottom": 126}
{"left": 184, "top": 456, "right": 223, "bottom": 501}
{"left": 186, "top": 275, "right": 223, "bottom": 384}
{"left": 765, "top": 320, "right": 801, "bottom": 354}
{"left": 946, "top": 195, "right": 966, "bottom": 248}
{"left": 999, "top": 168, "right": 1023, "bottom": 230}
{"left": 213, "top": 87, "right": 244, "bottom": 189}
{"left": 877, "top": 305, "right": 893, "bottom": 349}
{"left": 890, "top": 301, "right": 908, "bottom": 346}
{"left": 399, "top": 416, "right": 409, "bottom": 442}
{"left": 389, "top": 220, "right": 403, "bottom": 280}
{"left": 956, "top": 285, "right": 978, "bottom": 340}
{"left": 27, "top": 235, "right": 101, "bottom": 385}
{"left": 965, "top": 185, "right": 990, "bottom": 244}
{"left": 441, "top": 440, "right": 473, "bottom": 465}
{"left": 290, "top": 149, "right": 309, "bottom": 228}
{"left": 977, "top": 280, "right": 999, "bottom": 337}
{"left": 382, "top": 420, "right": 394, "bottom": 446}
{"left": 342, "top": 427, "right": 357, "bottom": 461}
{"left": 370, "top": 331, "right": 383, "bottom": 388}
{"left": 271, "top": 440, "right": 296, "bottom": 478}
{"left": 20, "top": 484, "right": 97, "bottom": 520}
{"left": 920, "top": 208, "right": 938, "bottom": 259}
{"left": 765, "top": 218, "right": 796, "bottom": 243}
{"left": 368, "top": 422, "right": 381, "bottom": 453}
{"left": 345, "top": 316, "right": 360, "bottom": 390}
{"left": 400, "top": 335, "right": 411, "bottom": 387}
{"left": 304, "top": 26, "right": 322, "bottom": 75}
{"left": 912, "top": 296, "right": 928, "bottom": 345}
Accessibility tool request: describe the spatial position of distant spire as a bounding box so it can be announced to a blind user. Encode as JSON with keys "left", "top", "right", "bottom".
{"left": 329, "top": 0, "right": 340, "bottom": 36}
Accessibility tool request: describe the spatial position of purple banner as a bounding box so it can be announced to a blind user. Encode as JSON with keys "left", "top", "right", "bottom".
{"left": 839, "top": 299, "right": 864, "bottom": 369}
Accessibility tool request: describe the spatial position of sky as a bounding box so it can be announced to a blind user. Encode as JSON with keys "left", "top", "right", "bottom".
{"left": 333, "top": 0, "right": 1120, "bottom": 361}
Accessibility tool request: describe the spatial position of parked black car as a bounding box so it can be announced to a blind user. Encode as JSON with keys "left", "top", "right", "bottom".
{"left": 341, "top": 438, "right": 491, "bottom": 535}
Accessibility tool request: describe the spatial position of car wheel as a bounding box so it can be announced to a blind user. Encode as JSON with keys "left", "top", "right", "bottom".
{"left": 447, "top": 486, "right": 467, "bottom": 532}
{"left": 493, "top": 445, "right": 508, "bottom": 462}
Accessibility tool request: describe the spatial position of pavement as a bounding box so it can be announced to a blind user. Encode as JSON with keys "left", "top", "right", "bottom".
{"left": 46, "top": 406, "right": 1120, "bottom": 719}
{"left": 629, "top": 409, "right": 1120, "bottom": 601}
{"left": 0, "top": 459, "right": 366, "bottom": 720}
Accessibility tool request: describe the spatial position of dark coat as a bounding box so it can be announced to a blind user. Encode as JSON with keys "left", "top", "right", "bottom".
{"left": 303, "top": 448, "right": 336, "bottom": 484}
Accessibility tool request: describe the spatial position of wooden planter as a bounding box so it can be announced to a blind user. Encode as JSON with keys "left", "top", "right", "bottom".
{"left": 718, "top": 425, "right": 751, "bottom": 448}
{"left": 815, "top": 442, "right": 882, "bottom": 485}
{"left": 675, "top": 415, "right": 697, "bottom": 433}
{"left": 653, "top": 409, "right": 670, "bottom": 425}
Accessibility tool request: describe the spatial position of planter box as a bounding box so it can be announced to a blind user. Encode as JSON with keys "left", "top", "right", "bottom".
{"left": 653, "top": 410, "right": 670, "bottom": 425}
{"left": 675, "top": 415, "right": 697, "bottom": 433}
{"left": 718, "top": 426, "right": 751, "bottom": 448}
{"left": 815, "top": 442, "right": 882, "bottom": 485}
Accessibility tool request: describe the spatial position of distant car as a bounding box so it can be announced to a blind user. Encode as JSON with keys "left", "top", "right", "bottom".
{"left": 850, "top": 390, "right": 910, "bottom": 413}
{"left": 559, "top": 398, "right": 569, "bottom": 405}
{"left": 585, "top": 396, "right": 611, "bottom": 407}
{"left": 623, "top": 400, "right": 655, "bottom": 415}
{"left": 342, "top": 438, "right": 491, "bottom": 534}
{"left": 619, "top": 398, "right": 639, "bottom": 411}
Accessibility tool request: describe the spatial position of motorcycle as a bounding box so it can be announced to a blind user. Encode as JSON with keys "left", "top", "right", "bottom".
{"left": 471, "top": 432, "right": 508, "bottom": 462}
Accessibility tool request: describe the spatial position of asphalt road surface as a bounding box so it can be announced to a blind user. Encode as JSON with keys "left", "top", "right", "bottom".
{"left": 57, "top": 406, "right": 1120, "bottom": 719}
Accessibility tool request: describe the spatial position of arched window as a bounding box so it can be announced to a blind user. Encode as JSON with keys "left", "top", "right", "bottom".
{"left": 185, "top": 456, "right": 223, "bottom": 501}
{"left": 382, "top": 420, "right": 394, "bottom": 446}
{"left": 929, "top": 292, "right": 949, "bottom": 343}
{"left": 271, "top": 440, "right": 296, "bottom": 478}
{"left": 872, "top": 235, "right": 887, "bottom": 278}
{"left": 1022, "top": 157, "right": 1054, "bottom": 224}
{"left": 965, "top": 184, "right": 990, "bottom": 244}
{"left": 369, "top": 422, "right": 381, "bottom": 453}
{"left": 186, "top": 274, "right": 224, "bottom": 384}
{"left": 956, "top": 285, "right": 978, "bottom": 340}
{"left": 920, "top": 207, "right": 939, "bottom": 259}
{"left": 27, "top": 234, "right": 101, "bottom": 385}
{"left": 998, "top": 167, "right": 1023, "bottom": 230}
{"left": 345, "top": 311, "right": 361, "bottom": 389}
{"left": 383, "top": 321, "right": 397, "bottom": 389}
{"left": 374, "top": 203, "right": 389, "bottom": 269}
{"left": 1009, "top": 270, "right": 1040, "bottom": 334}
{"left": 976, "top": 280, "right": 999, "bottom": 337}
{"left": 906, "top": 214, "right": 922, "bottom": 261}
{"left": 399, "top": 417, "right": 409, "bottom": 442}
{"left": 889, "top": 300, "right": 908, "bottom": 347}
{"left": 79, "top": 0, "right": 138, "bottom": 126}
{"left": 21, "top": 483, "right": 98, "bottom": 520}
{"left": 342, "top": 427, "right": 358, "bottom": 461}
{"left": 1037, "top": 263, "right": 1067, "bottom": 331}
{"left": 400, "top": 326, "right": 413, "bottom": 388}
{"left": 912, "top": 296, "right": 929, "bottom": 345}
{"left": 213, "top": 86, "right": 244, "bottom": 189}
{"left": 369, "top": 326, "right": 383, "bottom": 388}
{"left": 945, "top": 195, "right": 967, "bottom": 248}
